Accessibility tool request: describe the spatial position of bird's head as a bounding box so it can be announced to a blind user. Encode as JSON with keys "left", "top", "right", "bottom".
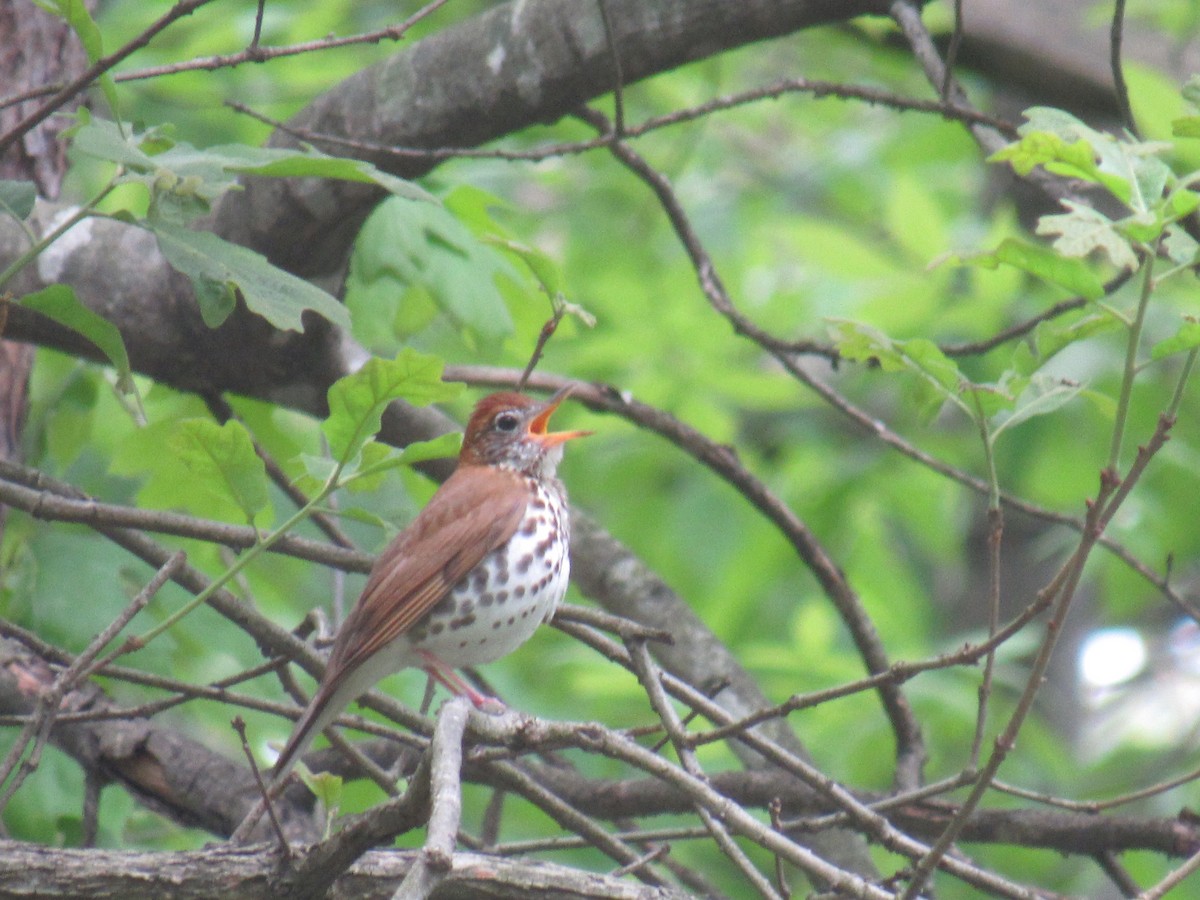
{"left": 459, "top": 386, "right": 591, "bottom": 476}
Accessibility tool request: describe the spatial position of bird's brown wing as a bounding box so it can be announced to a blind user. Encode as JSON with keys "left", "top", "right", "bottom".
{"left": 327, "top": 464, "right": 529, "bottom": 679}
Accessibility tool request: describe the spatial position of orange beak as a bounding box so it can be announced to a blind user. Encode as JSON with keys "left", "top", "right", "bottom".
{"left": 528, "top": 384, "right": 593, "bottom": 446}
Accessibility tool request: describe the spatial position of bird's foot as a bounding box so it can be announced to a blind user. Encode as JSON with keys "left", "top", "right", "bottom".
{"left": 419, "top": 651, "right": 506, "bottom": 714}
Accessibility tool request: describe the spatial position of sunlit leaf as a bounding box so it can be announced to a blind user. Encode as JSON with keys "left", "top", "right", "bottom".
{"left": 1036, "top": 202, "right": 1138, "bottom": 271}
{"left": 1151, "top": 320, "right": 1200, "bottom": 361}
{"left": 950, "top": 237, "right": 1105, "bottom": 298}
{"left": 345, "top": 431, "right": 463, "bottom": 492}
{"left": 347, "top": 197, "right": 515, "bottom": 349}
{"left": 168, "top": 419, "right": 270, "bottom": 525}
{"left": 17, "top": 285, "right": 137, "bottom": 396}
{"left": 51, "top": 0, "right": 121, "bottom": 123}
{"left": 322, "top": 351, "right": 463, "bottom": 467}
{"left": 1163, "top": 225, "right": 1200, "bottom": 266}
{"left": 149, "top": 222, "right": 350, "bottom": 331}
{"left": 992, "top": 375, "right": 1084, "bottom": 440}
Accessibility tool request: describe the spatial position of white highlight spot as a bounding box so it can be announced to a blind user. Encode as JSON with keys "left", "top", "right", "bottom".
{"left": 487, "top": 44, "right": 506, "bottom": 75}
{"left": 1078, "top": 627, "right": 1146, "bottom": 689}
{"left": 37, "top": 207, "right": 90, "bottom": 282}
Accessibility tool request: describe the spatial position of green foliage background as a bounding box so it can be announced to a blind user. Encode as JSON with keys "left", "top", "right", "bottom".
{"left": 2, "top": 1, "right": 1199, "bottom": 895}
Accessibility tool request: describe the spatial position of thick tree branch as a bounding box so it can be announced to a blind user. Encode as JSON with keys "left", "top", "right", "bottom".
{"left": 0, "top": 840, "right": 686, "bottom": 900}
{"left": 210, "top": 0, "right": 887, "bottom": 278}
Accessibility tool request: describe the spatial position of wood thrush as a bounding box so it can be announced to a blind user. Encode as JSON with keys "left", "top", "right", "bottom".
{"left": 270, "top": 386, "right": 590, "bottom": 783}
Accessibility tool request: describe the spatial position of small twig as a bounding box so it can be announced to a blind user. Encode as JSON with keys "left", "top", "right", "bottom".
{"left": 768, "top": 798, "right": 793, "bottom": 899}
{"left": 630, "top": 640, "right": 789, "bottom": 900}
{"left": 0, "top": 551, "right": 185, "bottom": 809}
{"left": 551, "top": 603, "right": 673, "bottom": 644}
{"left": 249, "top": 0, "right": 267, "bottom": 51}
{"left": 1095, "top": 850, "right": 1141, "bottom": 898}
{"left": 941, "top": 0, "right": 965, "bottom": 101}
{"left": 517, "top": 308, "right": 564, "bottom": 391}
{"left": 0, "top": 0, "right": 220, "bottom": 157}
{"left": 555, "top": 625, "right": 1041, "bottom": 897}
{"left": 1137, "top": 846, "right": 1200, "bottom": 900}
{"left": 479, "top": 788, "right": 506, "bottom": 847}
{"left": 480, "top": 754, "right": 667, "bottom": 883}
{"left": 0, "top": 461, "right": 371, "bottom": 573}
{"left": 232, "top": 715, "right": 290, "bottom": 853}
{"left": 903, "top": 416, "right": 1177, "bottom": 898}
{"left": 610, "top": 843, "right": 670, "bottom": 879}
{"left": 967, "top": 504, "right": 1004, "bottom": 769}
{"left": 221, "top": 68, "right": 1017, "bottom": 170}
{"left": 596, "top": 0, "right": 625, "bottom": 137}
{"left": 81, "top": 771, "right": 101, "bottom": 848}
{"left": 575, "top": 104, "right": 927, "bottom": 790}
{"left": 0, "top": 0, "right": 453, "bottom": 113}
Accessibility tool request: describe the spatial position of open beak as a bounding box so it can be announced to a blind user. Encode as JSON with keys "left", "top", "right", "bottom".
{"left": 528, "top": 384, "right": 593, "bottom": 446}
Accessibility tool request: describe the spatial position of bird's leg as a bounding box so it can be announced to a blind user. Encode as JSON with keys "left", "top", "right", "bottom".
{"left": 418, "top": 650, "right": 506, "bottom": 714}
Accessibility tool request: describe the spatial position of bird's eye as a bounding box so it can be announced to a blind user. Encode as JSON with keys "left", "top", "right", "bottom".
{"left": 495, "top": 412, "right": 520, "bottom": 432}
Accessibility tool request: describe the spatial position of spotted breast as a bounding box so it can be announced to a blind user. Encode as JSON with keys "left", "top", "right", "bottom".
{"left": 406, "top": 477, "right": 571, "bottom": 666}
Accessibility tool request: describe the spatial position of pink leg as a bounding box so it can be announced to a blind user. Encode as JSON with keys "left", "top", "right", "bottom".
{"left": 418, "top": 650, "right": 506, "bottom": 714}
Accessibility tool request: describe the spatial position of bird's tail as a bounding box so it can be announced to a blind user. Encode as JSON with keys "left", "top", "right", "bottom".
{"left": 269, "top": 677, "right": 357, "bottom": 788}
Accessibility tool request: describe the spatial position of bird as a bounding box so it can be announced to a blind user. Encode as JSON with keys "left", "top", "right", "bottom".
{"left": 269, "top": 386, "right": 590, "bottom": 786}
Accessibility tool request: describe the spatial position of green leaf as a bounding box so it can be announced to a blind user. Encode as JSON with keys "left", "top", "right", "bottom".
{"left": 1028, "top": 314, "right": 1122, "bottom": 369}
{"left": 831, "top": 322, "right": 967, "bottom": 419}
{"left": 168, "top": 419, "right": 270, "bottom": 525}
{"left": 899, "top": 338, "right": 961, "bottom": 393}
{"left": 1170, "top": 189, "right": 1200, "bottom": 218}
{"left": 339, "top": 441, "right": 395, "bottom": 493}
{"left": 148, "top": 222, "right": 350, "bottom": 331}
{"left": 995, "top": 107, "right": 1174, "bottom": 211}
{"left": 0, "top": 180, "right": 37, "bottom": 220}
{"left": 216, "top": 146, "right": 434, "bottom": 204}
{"left": 952, "top": 237, "right": 1105, "bottom": 298}
{"left": 991, "top": 375, "right": 1084, "bottom": 440}
{"left": 18, "top": 285, "right": 137, "bottom": 395}
{"left": 1184, "top": 74, "right": 1200, "bottom": 109}
{"left": 1163, "top": 225, "right": 1200, "bottom": 266}
{"left": 1172, "top": 116, "right": 1200, "bottom": 138}
{"left": 322, "top": 351, "right": 463, "bottom": 466}
{"left": 990, "top": 131, "right": 1100, "bottom": 181}
{"left": 347, "top": 432, "right": 463, "bottom": 491}
{"left": 1151, "top": 320, "right": 1200, "bottom": 361}
{"left": 70, "top": 118, "right": 434, "bottom": 225}
{"left": 52, "top": 0, "right": 121, "bottom": 124}
{"left": 484, "top": 235, "right": 565, "bottom": 298}
{"left": 830, "top": 321, "right": 907, "bottom": 372}
{"left": 1036, "top": 202, "right": 1138, "bottom": 271}
{"left": 347, "top": 197, "right": 515, "bottom": 349}
{"left": 67, "top": 115, "right": 156, "bottom": 170}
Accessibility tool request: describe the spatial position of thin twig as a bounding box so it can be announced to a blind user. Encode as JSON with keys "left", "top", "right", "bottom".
{"left": 0, "top": 552, "right": 185, "bottom": 809}
{"left": 941, "top": 0, "right": 965, "bottom": 101}
{"left": 571, "top": 107, "right": 928, "bottom": 789}
{"left": 221, "top": 72, "right": 1016, "bottom": 169}
{"left": 628, "top": 641, "right": 782, "bottom": 900}
{"left": 232, "top": 715, "right": 290, "bottom": 853}
{"left": 0, "top": 0, "right": 220, "bottom": 156}
{"left": 596, "top": 0, "right": 626, "bottom": 136}
{"left": 0, "top": 0, "right": 453, "bottom": 113}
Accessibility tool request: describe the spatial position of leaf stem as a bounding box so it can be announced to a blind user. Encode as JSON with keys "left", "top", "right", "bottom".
{"left": 1108, "top": 246, "right": 1156, "bottom": 469}
{"left": 117, "top": 472, "right": 342, "bottom": 657}
{"left": 970, "top": 388, "right": 1000, "bottom": 511}
{"left": 1167, "top": 346, "right": 1199, "bottom": 418}
{"left": 0, "top": 177, "right": 118, "bottom": 290}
